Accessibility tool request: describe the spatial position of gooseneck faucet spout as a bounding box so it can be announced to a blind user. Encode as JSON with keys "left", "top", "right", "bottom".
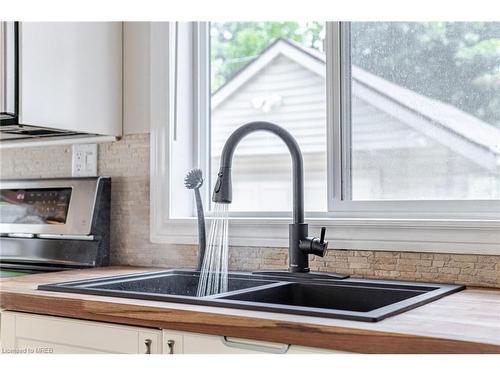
{"left": 212, "top": 121, "right": 347, "bottom": 278}
{"left": 213, "top": 121, "right": 304, "bottom": 224}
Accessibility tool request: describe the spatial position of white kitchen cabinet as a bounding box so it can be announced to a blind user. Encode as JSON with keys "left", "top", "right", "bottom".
{"left": 123, "top": 22, "right": 150, "bottom": 135}
{"left": 1, "top": 311, "right": 161, "bottom": 354}
{"left": 162, "top": 329, "right": 346, "bottom": 354}
{"left": 19, "top": 22, "right": 122, "bottom": 136}
{"left": 1, "top": 311, "right": 345, "bottom": 354}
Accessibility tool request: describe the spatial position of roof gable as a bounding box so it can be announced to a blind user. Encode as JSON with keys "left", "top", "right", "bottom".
{"left": 212, "top": 39, "right": 325, "bottom": 110}
{"left": 211, "top": 38, "right": 500, "bottom": 170}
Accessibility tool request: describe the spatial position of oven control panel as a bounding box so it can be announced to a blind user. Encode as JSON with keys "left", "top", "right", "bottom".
{"left": 0, "top": 188, "right": 72, "bottom": 225}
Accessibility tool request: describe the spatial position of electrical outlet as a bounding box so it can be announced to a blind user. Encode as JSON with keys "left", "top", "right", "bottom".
{"left": 72, "top": 144, "right": 98, "bottom": 177}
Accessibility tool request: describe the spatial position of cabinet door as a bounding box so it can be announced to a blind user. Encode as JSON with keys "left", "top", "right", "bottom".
{"left": 163, "top": 329, "right": 345, "bottom": 354}
{"left": 286, "top": 345, "right": 349, "bottom": 354}
{"left": 19, "top": 22, "right": 122, "bottom": 136}
{"left": 162, "top": 330, "right": 184, "bottom": 354}
{"left": 184, "top": 333, "right": 291, "bottom": 354}
{"left": 1, "top": 311, "right": 161, "bottom": 354}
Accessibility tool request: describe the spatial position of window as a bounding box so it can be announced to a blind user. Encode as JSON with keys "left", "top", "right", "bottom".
{"left": 210, "top": 22, "right": 327, "bottom": 212}
{"left": 349, "top": 22, "right": 500, "bottom": 201}
{"left": 205, "top": 22, "right": 500, "bottom": 214}
{"left": 150, "top": 22, "right": 500, "bottom": 252}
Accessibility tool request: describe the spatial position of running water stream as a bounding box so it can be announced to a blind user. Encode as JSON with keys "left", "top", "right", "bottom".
{"left": 196, "top": 203, "right": 230, "bottom": 297}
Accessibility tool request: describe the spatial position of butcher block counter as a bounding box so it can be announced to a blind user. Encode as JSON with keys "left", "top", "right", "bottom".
{"left": 1, "top": 266, "right": 499, "bottom": 353}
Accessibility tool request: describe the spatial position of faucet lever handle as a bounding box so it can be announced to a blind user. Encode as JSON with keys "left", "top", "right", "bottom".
{"left": 299, "top": 227, "right": 329, "bottom": 258}
{"left": 320, "top": 227, "right": 326, "bottom": 244}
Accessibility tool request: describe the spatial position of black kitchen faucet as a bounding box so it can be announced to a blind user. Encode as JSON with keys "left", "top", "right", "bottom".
{"left": 212, "top": 121, "right": 348, "bottom": 279}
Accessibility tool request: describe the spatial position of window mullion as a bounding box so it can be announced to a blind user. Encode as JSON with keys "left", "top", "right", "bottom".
{"left": 193, "top": 22, "right": 211, "bottom": 213}
{"left": 326, "top": 22, "right": 343, "bottom": 212}
{"left": 339, "top": 22, "right": 352, "bottom": 202}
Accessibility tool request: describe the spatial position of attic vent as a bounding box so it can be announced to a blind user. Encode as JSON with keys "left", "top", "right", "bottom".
{"left": 251, "top": 94, "right": 283, "bottom": 113}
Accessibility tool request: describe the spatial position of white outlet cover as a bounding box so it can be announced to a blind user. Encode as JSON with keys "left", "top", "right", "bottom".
{"left": 72, "top": 144, "right": 98, "bottom": 177}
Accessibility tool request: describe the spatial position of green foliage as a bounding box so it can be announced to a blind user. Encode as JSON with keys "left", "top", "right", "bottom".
{"left": 351, "top": 22, "right": 500, "bottom": 126}
{"left": 211, "top": 22, "right": 323, "bottom": 91}
{"left": 456, "top": 39, "right": 500, "bottom": 60}
{"left": 211, "top": 22, "right": 500, "bottom": 126}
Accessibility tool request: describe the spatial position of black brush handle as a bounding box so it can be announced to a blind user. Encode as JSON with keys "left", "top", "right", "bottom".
{"left": 194, "top": 188, "right": 206, "bottom": 271}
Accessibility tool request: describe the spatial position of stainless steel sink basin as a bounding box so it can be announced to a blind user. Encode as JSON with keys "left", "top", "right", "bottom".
{"left": 38, "top": 269, "right": 464, "bottom": 322}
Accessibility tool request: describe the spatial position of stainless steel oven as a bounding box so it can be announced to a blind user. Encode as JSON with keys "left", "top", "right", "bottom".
{"left": 0, "top": 177, "right": 111, "bottom": 278}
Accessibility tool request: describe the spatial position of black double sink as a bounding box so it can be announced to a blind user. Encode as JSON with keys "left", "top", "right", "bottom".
{"left": 38, "top": 269, "right": 464, "bottom": 322}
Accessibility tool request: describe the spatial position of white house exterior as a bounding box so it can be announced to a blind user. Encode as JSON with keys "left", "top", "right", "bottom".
{"left": 211, "top": 39, "right": 500, "bottom": 211}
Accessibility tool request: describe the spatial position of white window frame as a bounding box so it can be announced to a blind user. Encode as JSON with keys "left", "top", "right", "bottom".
{"left": 150, "top": 22, "right": 500, "bottom": 254}
{"left": 329, "top": 23, "right": 500, "bottom": 220}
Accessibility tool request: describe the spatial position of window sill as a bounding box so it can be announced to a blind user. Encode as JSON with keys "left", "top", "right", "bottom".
{"left": 150, "top": 216, "right": 500, "bottom": 255}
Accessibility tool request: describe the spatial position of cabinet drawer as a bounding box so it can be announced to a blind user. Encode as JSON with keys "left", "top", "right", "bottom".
{"left": 183, "top": 332, "right": 290, "bottom": 354}
{"left": 1, "top": 311, "right": 161, "bottom": 354}
{"left": 164, "top": 330, "right": 345, "bottom": 354}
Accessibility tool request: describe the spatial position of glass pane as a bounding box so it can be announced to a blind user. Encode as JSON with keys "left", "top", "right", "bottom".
{"left": 349, "top": 22, "right": 500, "bottom": 200}
{"left": 210, "top": 22, "right": 326, "bottom": 211}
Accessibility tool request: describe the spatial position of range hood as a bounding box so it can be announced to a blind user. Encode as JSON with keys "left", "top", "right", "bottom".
{"left": 0, "top": 124, "right": 93, "bottom": 142}
{"left": 0, "top": 22, "right": 122, "bottom": 145}
{"left": 1, "top": 22, "right": 91, "bottom": 143}
{"left": 0, "top": 22, "right": 18, "bottom": 127}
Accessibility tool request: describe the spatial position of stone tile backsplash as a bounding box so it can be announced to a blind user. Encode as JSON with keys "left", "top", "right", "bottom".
{"left": 1, "top": 134, "right": 498, "bottom": 288}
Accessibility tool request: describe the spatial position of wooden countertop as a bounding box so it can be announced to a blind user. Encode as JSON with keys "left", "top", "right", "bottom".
{"left": 1, "top": 266, "right": 499, "bottom": 353}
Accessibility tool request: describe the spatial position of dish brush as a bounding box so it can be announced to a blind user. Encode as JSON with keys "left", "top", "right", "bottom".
{"left": 184, "top": 168, "right": 206, "bottom": 270}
